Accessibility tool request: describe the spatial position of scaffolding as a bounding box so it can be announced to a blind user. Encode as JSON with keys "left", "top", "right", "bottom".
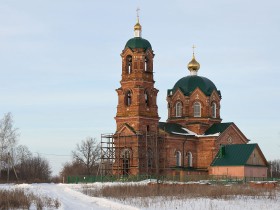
{"left": 98, "top": 133, "right": 115, "bottom": 178}
{"left": 99, "top": 132, "right": 166, "bottom": 180}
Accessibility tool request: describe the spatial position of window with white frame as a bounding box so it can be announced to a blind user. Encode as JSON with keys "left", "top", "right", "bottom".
{"left": 175, "top": 101, "right": 182, "bottom": 117}
{"left": 212, "top": 102, "right": 217, "bottom": 118}
{"left": 176, "top": 151, "right": 182, "bottom": 167}
{"left": 187, "top": 152, "right": 193, "bottom": 167}
{"left": 194, "top": 102, "right": 201, "bottom": 117}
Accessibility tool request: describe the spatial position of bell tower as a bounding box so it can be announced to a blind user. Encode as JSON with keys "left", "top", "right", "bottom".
{"left": 113, "top": 12, "right": 160, "bottom": 176}
{"left": 115, "top": 15, "right": 160, "bottom": 135}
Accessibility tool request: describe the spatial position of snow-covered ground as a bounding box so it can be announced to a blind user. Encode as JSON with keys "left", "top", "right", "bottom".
{"left": 0, "top": 182, "right": 279, "bottom": 210}
{"left": 0, "top": 183, "right": 137, "bottom": 210}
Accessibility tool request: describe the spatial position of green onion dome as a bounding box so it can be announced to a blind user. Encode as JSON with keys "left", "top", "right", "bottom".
{"left": 168, "top": 75, "right": 221, "bottom": 97}
{"left": 125, "top": 37, "right": 152, "bottom": 50}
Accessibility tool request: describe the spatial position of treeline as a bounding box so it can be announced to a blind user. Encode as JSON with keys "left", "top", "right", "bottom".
{"left": 0, "top": 113, "right": 51, "bottom": 182}
{"left": 268, "top": 159, "right": 280, "bottom": 178}
{"left": 0, "top": 112, "right": 101, "bottom": 183}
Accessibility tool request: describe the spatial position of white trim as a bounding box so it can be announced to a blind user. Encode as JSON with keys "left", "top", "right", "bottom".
{"left": 190, "top": 70, "right": 197, "bottom": 75}
{"left": 171, "top": 131, "right": 220, "bottom": 137}
{"left": 182, "top": 127, "right": 197, "bottom": 135}
{"left": 134, "top": 30, "right": 141, "bottom": 38}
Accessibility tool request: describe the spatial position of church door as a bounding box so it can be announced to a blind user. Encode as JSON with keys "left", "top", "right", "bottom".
{"left": 122, "top": 150, "right": 130, "bottom": 175}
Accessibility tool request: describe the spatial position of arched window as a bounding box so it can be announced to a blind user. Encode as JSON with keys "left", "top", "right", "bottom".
{"left": 187, "top": 152, "right": 193, "bottom": 167}
{"left": 211, "top": 102, "right": 217, "bottom": 118}
{"left": 126, "top": 55, "right": 132, "bottom": 74}
{"left": 176, "top": 151, "right": 182, "bottom": 167}
{"left": 121, "top": 149, "right": 131, "bottom": 175}
{"left": 194, "top": 102, "right": 201, "bottom": 117}
{"left": 175, "top": 101, "right": 182, "bottom": 117}
{"left": 144, "top": 90, "right": 149, "bottom": 106}
{"left": 125, "top": 90, "right": 132, "bottom": 106}
{"left": 145, "top": 57, "right": 148, "bottom": 72}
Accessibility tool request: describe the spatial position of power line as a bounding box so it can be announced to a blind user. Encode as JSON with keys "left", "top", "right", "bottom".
{"left": 35, "top": 152, "right": 72, "bottom": 157}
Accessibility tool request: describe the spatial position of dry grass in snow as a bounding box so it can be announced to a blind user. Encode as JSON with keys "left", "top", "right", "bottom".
{"left": 81, "top": 182, "right": 279, "bottom": 210}
{"left": 0, "top": 188, "right": 60, "bottom": 210}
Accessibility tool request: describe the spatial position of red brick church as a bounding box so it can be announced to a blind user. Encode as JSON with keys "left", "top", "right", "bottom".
{"left": 108, "top": 16, "right": 268, "bottom": 178}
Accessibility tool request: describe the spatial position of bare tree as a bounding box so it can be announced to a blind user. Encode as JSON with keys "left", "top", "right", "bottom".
{"left": 72, "top": 137, "right": 100, "bottom": 176}
{"left": 0, "top": 113, "right": 18, "bottom": 149}
{"left": 0, "top": 113, "right": 19, "bottom": 178}
{"left": 14, "top": 145, "right": 32, "bottom": 165}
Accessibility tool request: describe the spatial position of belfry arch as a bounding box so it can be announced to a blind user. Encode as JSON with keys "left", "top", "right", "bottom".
{"left": 126, "top": 55, "right": 132, "bottom": 74}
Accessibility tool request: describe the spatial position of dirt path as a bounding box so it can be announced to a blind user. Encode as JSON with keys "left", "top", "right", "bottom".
{"left": 35, "top": 184, "right": 139, "bottom": 210}
{"left": 0, "top": 183, "right": 138, "bottom": 210}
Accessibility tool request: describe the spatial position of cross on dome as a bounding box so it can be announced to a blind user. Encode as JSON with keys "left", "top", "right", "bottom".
{"left": 192, "top": 45, "right": 196, "bottom": 55}
{"left": 187, "top": 45, "right": 200, "bottom": 75}
{"left": 136, "top": 7, "right": 140, "bottom": 20}
{"left": 134, "top": 7, "right": 142, "bottom": 37}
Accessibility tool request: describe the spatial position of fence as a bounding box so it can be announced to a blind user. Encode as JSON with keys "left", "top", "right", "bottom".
{"left": 66, "top": 174, "right": 280, "bottom": 184}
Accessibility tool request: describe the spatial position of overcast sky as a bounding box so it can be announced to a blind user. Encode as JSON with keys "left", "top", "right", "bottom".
{"left": 0, "top": 1, "right": 279, "bottom": 175}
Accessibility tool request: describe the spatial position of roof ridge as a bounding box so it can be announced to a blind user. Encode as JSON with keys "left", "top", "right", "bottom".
{"left": 204, "top": 122, "right": 233, "bottom": 135}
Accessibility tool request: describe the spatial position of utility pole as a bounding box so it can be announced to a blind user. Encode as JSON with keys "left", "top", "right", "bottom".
{"left": 271, "top": 163, "right": 273, "bottom": 178}
{"left": 0, "top": 162, "right": 1, "bottom": 179}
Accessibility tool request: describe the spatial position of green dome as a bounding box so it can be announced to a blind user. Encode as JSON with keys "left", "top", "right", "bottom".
{"left": 125, "top": 37, "right": 152, "bottom": 50}
{"left": 168, "top": 75, "right": 221, "bottom": 97}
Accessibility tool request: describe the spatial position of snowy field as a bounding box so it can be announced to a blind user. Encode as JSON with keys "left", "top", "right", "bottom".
{"left": 0, "top": 182, "right": 279, "bottom": 210}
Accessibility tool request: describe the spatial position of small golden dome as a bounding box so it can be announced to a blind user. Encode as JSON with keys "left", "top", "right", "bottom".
{"left": 188, "top": 54, "right": 200, "bottom": 71}
{"left": 134, "top": 22, "right": 142, "bottom": 31}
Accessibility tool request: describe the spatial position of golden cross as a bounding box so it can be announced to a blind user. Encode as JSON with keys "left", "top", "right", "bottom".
{"left": 136, "top": 7, "right": 140, "bottom": 18}
{"left": 192, "top": 45, "right": 196, "bottom": 54}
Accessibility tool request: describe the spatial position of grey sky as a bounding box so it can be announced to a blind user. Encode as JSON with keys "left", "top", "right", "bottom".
{"left": 0, "top": 1, "right": 279, "bottom": 175}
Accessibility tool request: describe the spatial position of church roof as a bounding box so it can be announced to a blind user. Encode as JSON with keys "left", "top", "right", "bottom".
{"left": 159, "top": 122, "right": 233, "bottom": 137}
{"left": 211, "top": 144, "right": 267, "bottom": 166}
{"left": 204, "top": 122, "right": 233, "bottom": 135}
{"left": 125, "top": 37, "right": 152, "bottom": 50}
{"left": 168, "top": 75, "right": 221, "bottom": 97}
{"left": 159, "top": 122, "right": 194, "bottom": 136}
